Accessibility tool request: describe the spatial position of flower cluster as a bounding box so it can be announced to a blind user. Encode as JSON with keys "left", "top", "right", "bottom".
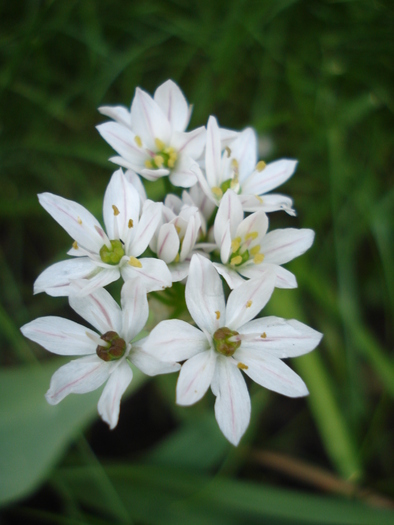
{"left": 21, "top": 80, "right": 322, "bottom": 445}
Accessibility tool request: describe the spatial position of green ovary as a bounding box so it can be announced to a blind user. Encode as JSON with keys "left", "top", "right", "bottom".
{"left": 96, "top": 331, "right": 126, "bottom": 362}
{"left": 213, "top": 327, "right": 241, "bottom": 357}
{"left": 100, "top": 240, "right": 125, "bottom": 265}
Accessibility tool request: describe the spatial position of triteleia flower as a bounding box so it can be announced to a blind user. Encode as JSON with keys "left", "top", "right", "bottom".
{"left": 34, "top": 169, "right": 172, "bottom": 296}
{"left": 142, "top": 254, "right": 322, "bottom": 445}
{"left": 97, "top": 79, "right": 206, "bottom": 188}
{"left": 212, "top": 189, "right": 314, "bottom": 289}
{"left": 195, "top": 116, "right": 297, "bottom": 215}
{"left": 21, "top": 280, "right": 180, "bottom": 429}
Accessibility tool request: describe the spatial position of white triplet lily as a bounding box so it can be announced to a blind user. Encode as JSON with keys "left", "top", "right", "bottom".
{"left": 142, "top": 254, "right": 322, "bottom": 445}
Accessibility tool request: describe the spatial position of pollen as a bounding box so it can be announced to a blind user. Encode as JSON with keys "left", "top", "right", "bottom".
{"left": 245, "top": 231, "right": 258, "bottom": 241}
{"left": 128, "top": 256, "right": 142, "bottom": 268}
{"left": 154, "top": 155, "right": 164, "bottom": 167}
{"left": 145, "top": 159, "right": 153, "bottom": 169}
{"left": 250, "top": 245, "right": 261, "bottom": 256}
{"left": 225, "top": 146, "right": 232, "bottom": 157}
{"left": 77, "top": 217, "right": 82, "bottom": 225}
{"left": 261, "top": 332, "right": 267, "bottom": 338}
{"left": 246, "top": 300, "right": 252, "bottom": 308}
{"left": 211, "top": 186, "right": 223, "bottom": 198}
{"left": 155, "top": 138, "right": 166, "bottom": 150}
{"left": 215, "top": 310, "right": 221, "bottom": 320}
{"left": 256, "top": 160, "right": 267, "bottom": 172}
{"left": 128, "top": 219, "right": 133, "bottom": 228}
{"left": 72, "top": 241, "right": 78, "bottom": 250}
{"left": 237, "top": 362, "right": 248, "bottom": 370}
{"left": 231, "top": 238, "right": 241, "bottom": 253}
{"left": 231, "top": 158, "right": 239, "bottom": 171}
{"left": 230, "top": 255, "right": 243, "bottom": 266}
{"left": 112, "top": 205, "right": 120, "bottom": 216}
{"left": 255, "top": 195, "right": 264, "bottom": 203}
{"left": 134, "top": 135, "right": 143, "bottom": 147}
{"left": 253, "top": 253, "right": 265, "bottom": 264}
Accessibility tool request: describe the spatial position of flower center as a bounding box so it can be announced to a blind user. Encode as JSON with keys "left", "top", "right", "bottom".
{"left": 145, "top": 138, "right": 178, "bottom": 170}
{"left": 96, "top": 331, "right": 127, "bottom": 362}
{"left": 99, "top": 239, "right": 125, "bottom": 265}
{"left": 229, "top": 232, "right": 265, "bottom": 267}
{"left": 211, "top": 159, "right": 240, "bottom": 199}
{"left": 213, "top": 327, "right": 241, "bottom": 357}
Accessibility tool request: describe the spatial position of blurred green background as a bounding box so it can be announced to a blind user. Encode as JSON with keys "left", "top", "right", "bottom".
{"left": 1, "top": 0, "right": 394, "bottom": 523}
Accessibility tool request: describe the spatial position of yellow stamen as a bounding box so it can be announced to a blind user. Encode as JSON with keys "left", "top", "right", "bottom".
{"left": 231, "top": 239, "right": 241, "bottom": 253}
{"left": 174, "top": 253, "right": 180, "bottom": 263}
{"left": 237, "top": 362, "right": 248, "bottom": 370}
{"left": 175, "top": 225, "right": 182, "bottom": 235}
{"left": 211, "top": 186, "right": 223, "bottom": 198}
{"left": 128, "top": 219, "right": 133, "bottom": 228}
{"left": 155, "top": 138, "right": 165, "bottom": 150}
{"left": 245, "top": 231, "right": 258, "bottom": 241}
{"left": 225, "top": 146, "right": 232, "bottom": 157}
{"left": 250, "top": 245, "right": 261, "bottom": 256}
{"left": 215, "top": 311, "right": 221, "bottom": 320}
{"left": 253, "top": 253, "right": 265, "bottom": 264}
{"left": 231, "top": 158, "right": 239, "bottom": 171}
{"left": 134, "top": 135, "right": 143, "bottom": 147}
{"left": 128, "top": 256, "right": 142, "bottom": 268}
{"left": 72, "top": 241, "right": 78, "bottom": 250}
{"left": 255, "top": 195, "right": 264, "bottom": 203}
{"left": 154, "top": 155, "right": 164, "bottom": 167}
{"left": 261, "top": 332, "right": 267, "bottom": 338}
{"left": 246, "top": 300, "right": 252, "bottom": 308}
{"left": 112, "top": 205, "right": 120, "bottom": 216}
{"left": 256, "top": 160, "right": 266, "bottom": 172}
{"left": 167, "top": 158, "right": 175, "bottom": 168}
{"left": 145, "top": 160, "right": 153, "bottom": 169}
{"left": 230, "top": 255, "right": 242, "bottom": 266}
{"left": 77, "top": 217, "right": 82, "bottom": 225}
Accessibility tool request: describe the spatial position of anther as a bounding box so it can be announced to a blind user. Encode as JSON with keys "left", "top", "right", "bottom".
{"left": 256, "top": 161, "right": 266, "bottom": 172}
{"left": 72, "top": 241, "right": 78, "bottom": 250}
{"left": 112, "top": 205, "right": 120, "bottom": 216}
{"left": 215, "top": 311, "right": 221, "bottom": 320}
{"left": 134, "top": 135, "right": 143, "bottom": 147}
{"left": 128, "top": 219, "right": 133, "bottom": 228}
{"left": 128, "top": 256, "right": 142, "bottom": 268}
{"left": 246, "top": 300, "right": 252, "bottom": 308}
{"left": 237, "top": 362, "right": 248, "bottom": 370}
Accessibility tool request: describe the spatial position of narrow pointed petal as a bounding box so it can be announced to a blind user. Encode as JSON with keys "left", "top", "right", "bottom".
{"left": 225, "top": 272, "right": 275, "bottom": 330}
{"left": 45, "top": 355, "right": 109, "bottom": 405}
{"left": 205, "top": 116, "right": 222, "bottom": 187}
{"left": 213, "top": 263, "right": 246, "bottom": 289}
{"left": 218, "top": 221, "right": 232, "bottom": 264}
{"left": 121, "top": 257, "right": 172, "bottom": 292}
{"left": 96, "top": 122, "right": 146, "bottom": 166}
{"left": 154, "top": 80, "right": 190, "bottom": 132}
{"left": 103, "top": 169, "right": 140, "bottom": 241}
{"left": 230, "top": 128, "right": 258, "bottom": 182}
{"left": 238, "top": 317, "right": 323, "bottom": 358}
{"left": 239, "top": 193, "right": 295, "bottom": 215}
{"left": 214, "top": 189, "right": 243, "bottom": 248}
{"left": 140, "top": 167, "right": 170, "bottom": 181}
{"left": 239, "top": 262, "right": 297, "bottom": 289}
{"left": 235, "top": 209, "right": 268, "bottom": 243}
{"left": 180, "top": 214, "right": 201, "bottom": 261}
{"left": 172, "top": 127, "right": 206, "bottom": 158}
{"left": 211, "top": 356, "right": 251, "bottom": 446}
{"left": 125, "top": 170, "right": 147, "bottom": 202}
{"left": 97, "top": 361, "right": 133, "bottom": 429}
{"left": 21, "top": 317, "right": 97, "bottom": 356}
{"left": 38, "top": 193, "right": 105, "bottom": 253}
{"left": 130, "top": 346, "right": 181, "bottom": 376}
{"left": 131, "top": 88, "right": 171, "bottom": 150}
{"left": 34, "top": 258, "right": 99, "bottom": 297}
{"left": 168, "top": 156, "right": 199, "bottom": 188}
{"left": 186, "top": 254, "right": 225, "bottom": 333}
{"left": 120, "top": 279, "right": 149, "bottom": 342}
{"left": 157, "top": 223, "right": 180, "bottom": 263}
{"left": 242, "top": 159, "right": 298, "bottom": 196}
{"left": 143, "top": 319, "right": 209, "bottom": 362}
{"left": 260, "top": 228, "right": 315, "bottom": 265}
{"left": 69, "top": 284, "right": 122, "bottom": 334}
{"left": 98, "top": 105, "right": 131, "bottom": 128}
{"left": 168, "top": 261, "right": 190, "bottom": 282}
{"left": 235, "top": 349, "right": 309, "bottom": 397}
{"left": 128, "top": 201, "right": 163, "bottom": 256}
{"left": 176, "top": 350, "right": 216, "bottom": 406}
{"left": 71, "top": 267, "right": 120, "bottom": 296}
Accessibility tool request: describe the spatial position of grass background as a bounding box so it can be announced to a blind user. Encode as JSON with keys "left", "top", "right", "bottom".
{"left": 1, "top": 0, "right": 394, "bottom": 523}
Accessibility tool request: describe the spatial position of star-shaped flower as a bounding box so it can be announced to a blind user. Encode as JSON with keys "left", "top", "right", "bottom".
{"left": 21, "top": 280, "right": 180, "bottom": 429}
{"left": 34, "top": 169, "right": 172, "bottom": 296}
{"left": 97, "top": 80, "right": 206, "bottom": 188}
{"left": 142, "top": 255, "right": 322, "bottom": 445}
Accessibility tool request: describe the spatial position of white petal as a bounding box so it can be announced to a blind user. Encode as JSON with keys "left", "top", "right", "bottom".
{"left": 121, "top": 257, "right": 172, "bottom": 292}
{"left": 180, "top": 213, "right": 201, "bottom": 261}
{"left": 98, "top": 105, "right": 131, "bottom": 128}
{"left": 242, "top": 159, "right": 298, "bottom": 196}
{"left": 176, "top": 350, "right": 216, "bottom": 406}
{"left": 168, "top": 156, "right": 199, "bottom": 188}
{"left": 168, "top": 260, "right": 190, "bottom": 282}
{"left": 103, "top": 169, "right": 140, "bottom": 241}
{"left": 120, "top": 279, "right": 149, "bottom": 342}
{"left": 124, "top": 169, "right": 147, "bottom": 202}
{"left": 213, "top": 263, "right": 246, "bottom": 289}
{"left": 34, "top": 258, "right": 99, "bottom": 297}
{"left": 96, "top": 122, "right": 146, "bottom": 167}
{"left": 211, "top": 356, "right": 251, "bottom": 446}
{"left": 140, "top": 167, "right": 170, "bottom": 181}
{"left": 171, "top": 127, "right": 206, "bottom": 158}
{"left": 70, "top": 267, "right": 120, "bottom": 296}
{"left": 186, "top": 254, "right": 225, "bottom": 333}
{"left": 128, "top": 201, "right": 163, "bottom": 256}
{"left": 21, "top": 317, "right": 97, "bottom": 356}
{"left": 45, "top": 355, "right": 109, "bottom": 404}
{"left": 260, "top": 228, "right": 315, "bottom": 265}
{"left": 157, "top": 223, "right": 180, "bottom": 263}
{"left": 234, "top": 349, "right": 309, "bottom": 397}
{"left": 38, "top": 193, "right": 105, "bottom": 253}
{"left": 130, "top": 346, "right": 181, "bottom": 376}
{"left": 230, "top": 128, "right": 258, "bottom": 182}
{"left": 69, "top": 284, "right": 122, "bottom": 334}
{"left": 238, "top": 317, "right": 323, "bottom": 358}
{"left": 143, "top": 319, "right": 209, "bottom": 362}
{"left": 225, "top": 272, "right": 275, "bottom": 330}
{"left": 235, "top": 210, "right": 268, "bottom": 243}
{"left": 131, "top": 88, "right": 171, "bottom": 150}
{"left": 240, "top": 263, "right": 297, "bottom": 289}
{"left": 239, "top": 193, "right": 295, "bottom": 215}
{"left": 214, "top": 189, "right": 243, "bottom": 248}
{"left": 97, "top": 361, "right": 133, "bottom": 429}
{"left": 205, "top": 116, "right": 222, "bottom": 188}
{"left": 154, "top": 79, "right": 190, "bottom": 132}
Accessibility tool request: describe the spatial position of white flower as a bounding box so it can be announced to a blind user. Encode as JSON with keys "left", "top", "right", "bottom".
{"left": 195, "top": 116, "right": 297, "bottom": 215}
{"left": 97, "top": 79, "right": 206, "bottom": 188}
{"left": 21, "top": 280, "right": 180, "bottom": 429}
{"left": 150, "top": 200, "right": 203, "bottom": 282}
{"left": 34, "top": 169, "right": 172, "bottom": 296}
{"left": 142, "top": 254, "right": 322, "bottom": 445}
{"left": 212, "top": 189, "right": 315, "bottom": 289}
